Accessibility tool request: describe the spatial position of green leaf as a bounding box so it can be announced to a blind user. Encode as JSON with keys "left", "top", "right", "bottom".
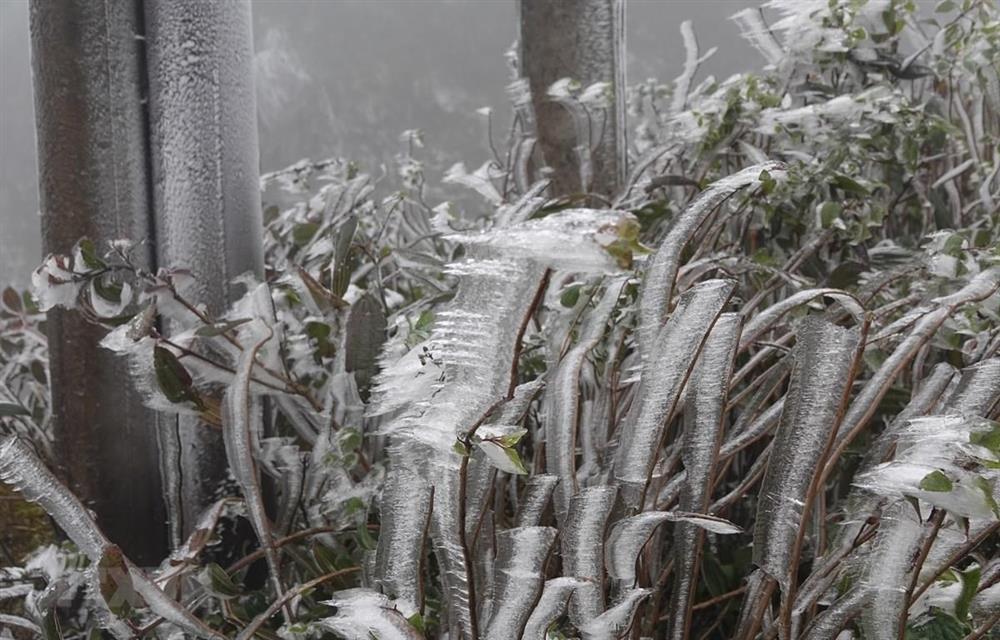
{"left": 935, "top": 0, "right": 956, "bottom": 12}
{"left": 198, "top": 563, "right": 242, "bottom": 599}
{"left": 972, "top": 475, "right": 1000, "bottom": 517}
{"left": 560, "top": 285, "right": 581, "bottom": 308}
{"left": 0, "top": 402, "right": 31, "bottom": 417}
{"left": 453, "top": 439, "right": 469, "bottom": 457}
{"left": 831, "top": 175, "right": 869, "bottom": 195}
{"left": 76, "top": 238, "right": 106, "bottom": 270}
{"left": 919, "top": 470, "right": 953, "bottom": 492}
{"left": 954, "top": 566, "right": 980, "bottom": 621}
{"left": 905, "top": 607, "right": 970, "bottom": 639}
{"left": 503, "top": 447, "right": 529, "bottom": 475}
{"left": 817, "top": 201, "right": 842, "bottom": 228}
{"left": 153, "top": 345, "right": 202, "bottom": 408}
{"left": 292, "top": 222, "right": 319, "bottom": 246}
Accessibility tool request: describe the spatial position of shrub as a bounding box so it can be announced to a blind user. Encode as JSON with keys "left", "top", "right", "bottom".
{"left": 2, "top": 1, "right": 999, "bottom": 638}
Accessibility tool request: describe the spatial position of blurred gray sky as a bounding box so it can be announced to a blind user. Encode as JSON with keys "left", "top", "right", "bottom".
{"left": 0, "top": 0, "right": 755, "bottom": 285}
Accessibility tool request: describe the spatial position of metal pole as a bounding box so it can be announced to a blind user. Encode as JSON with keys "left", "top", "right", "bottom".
{"left": 28, "top": 0, "right": 167, "bottom": 564}
{"left": 144, "top": 0, "right": 264, "bottom": 538}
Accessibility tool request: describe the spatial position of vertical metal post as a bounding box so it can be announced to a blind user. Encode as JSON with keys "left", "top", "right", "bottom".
{"left": 518, "top": 0, "right": 626, "bottom": 197}
{"left": 144, "top": 0, "right": 264, "bottom": 537}
{"left": 28, "top": 0, "right": 167, "bottom": 564}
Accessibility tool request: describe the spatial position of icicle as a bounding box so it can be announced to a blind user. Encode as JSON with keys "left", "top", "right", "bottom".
{"left": 750, "top": 316, "right": 862, "bottom": 593}
{"left": 562, "top": 485, "right": 617, "bottom": 628}
{"left": 669, "top": 313, "right": 742, "bottom": 640}
{"left": 319, "top": 588, "right": 423, "bottom": 639}
{"left": 546, "top": 278, "right": 626, "bottom": 520}
{"left": 857, "top": 503, "right": 925, "bottom": 640}
{"left": 521, "top": 577, "right": 585, "bottom": 640}
{"left": 615, "top": 279, "right": 736, "bottom": 506}
{"left": 638, "top": 162, "right": 783, "bottom": 356}
{"left": 482, "top": 526, "right": 558, "bottom": 640}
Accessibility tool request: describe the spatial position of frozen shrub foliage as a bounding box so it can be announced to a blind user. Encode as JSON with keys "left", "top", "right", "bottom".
{"left": 2, "top": 0, "right": 1000, "bottom": 638}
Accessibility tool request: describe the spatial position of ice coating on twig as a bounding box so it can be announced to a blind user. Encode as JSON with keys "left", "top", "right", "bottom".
{"left": 638, "top": 162, "right": 783, "bottom": 355}
{"left": 319, "top": 588, "right": 423, "bottom": 640}
{"left": 943, "top": 358, "right": 1000, "bottom": 416}
{"left": 615, "top": 279, "right": 736, "bottom": 504}
{"left": 738, "top": 288, "right": 863, "bottom": 351}
{"left": 220, "top": 324, "right": 287, "bottom": 613}
{"left": 0, "top": 437, "right": 224, "bottom": 639}
{"left": 750, "top": 316, "right": 861, "bottom": 592}
{"left": 669, "top": 312, "right": 741, "bottom": 639}
{"left": 562, "top": 485, "right": 617, "bottom": 628}
{"left": 482, "top": 526, "right": 557, "bottom": 640}
{"left": 546, "top": 278, "right": 625, "bottom": 520}
{"left": 514, "top": 474, "right": 560, "bottom": 528}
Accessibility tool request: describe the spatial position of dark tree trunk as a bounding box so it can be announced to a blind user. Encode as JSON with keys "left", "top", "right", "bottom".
{"left": 144, "top": 0, "right": 264, "bottom": 542}
{"left": 518, "top": 0, "right": 626, "bottom": 198}
{"left": 27, "top": 0, "right": 167, "bottom": 564}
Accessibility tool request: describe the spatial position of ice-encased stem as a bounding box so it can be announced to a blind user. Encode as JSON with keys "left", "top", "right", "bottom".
{"left": 521, "top": 577, "right": 585, "bottom": 640}
{"left": 615, "top": 279, "right": 736, "bottom": 507}
{"left": 483, "top": 526, "right": 558, "bottom": 640}
{"left": 546, "top": 278, "right": 624, "bottom": 520}
{"left": 0, "top": 437, "right": 224, "bottom": 639}
{"left": 562, "top": 485, "right": 618, "bottom": 628}
{"left": 669, "top": 312, "right": 742, "bottom": 640}
{"left": 638, "top": 162, "right": 783, "bottom": 355}
{"left": 747, "top": 316, "right": 862, "bottom": 595}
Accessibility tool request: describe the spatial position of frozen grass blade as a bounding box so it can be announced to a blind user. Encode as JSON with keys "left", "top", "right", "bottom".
{"left": 562, "top": 485, "right": 617, "bottom": 628}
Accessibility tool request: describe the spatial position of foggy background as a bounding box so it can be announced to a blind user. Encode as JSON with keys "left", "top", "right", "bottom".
{"left": 0, "top": 1, "right": 755, "bottom": 286}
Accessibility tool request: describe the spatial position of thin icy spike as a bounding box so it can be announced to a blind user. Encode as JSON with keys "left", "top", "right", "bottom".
{"left": 483, "top": 526, "right": 557, "bottom": 640}
{"left": 669, "top": 312, "right": 741, "bottom": 640}
{"left": 521, "top": 577, "right": 586, "bottom": 640}
{"left": 546, "top": 278, "right": 625, "bottom": 520}
{"left": 638, "top": 162, "right": 782, "bottom": 354}
{"left": 751, "top": 316, "right": 861, "bottom": 592}
{"left": 515, "top": 474, "right": 560, "bottom": 527}
{"left": 319, "top": 588, "right": 423, "bottom": 639}
{"left": 615, "top": 279, "right": 735, "bottom": 504}
{"left": 562, "top": 485, "right": 618, "bottom": 628}
{"left": 220, "top": 327, "right": 287, "bottom": 609}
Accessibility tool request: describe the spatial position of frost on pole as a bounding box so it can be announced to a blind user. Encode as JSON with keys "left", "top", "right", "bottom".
{"left": 144, "top": 0, "right": 265, "bottom": 536}
{"left": 518, "top": 0, "right": 626, "bottom": 197}
{"left": 27, "top": 0, "right": 166, "bottom": 563}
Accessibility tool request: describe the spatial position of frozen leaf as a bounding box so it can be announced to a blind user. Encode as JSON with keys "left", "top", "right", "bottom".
{"left": 514, "top": 474, "right": 560, "bottom": 528}
{"left": 578, "top": 588, "right": 651, "bottom": 640}
{"left": 521, "top": 577, "right": 585, "bottom": 640}
{"left": 605, "top": 512, "right": 671, "bottom": 583}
